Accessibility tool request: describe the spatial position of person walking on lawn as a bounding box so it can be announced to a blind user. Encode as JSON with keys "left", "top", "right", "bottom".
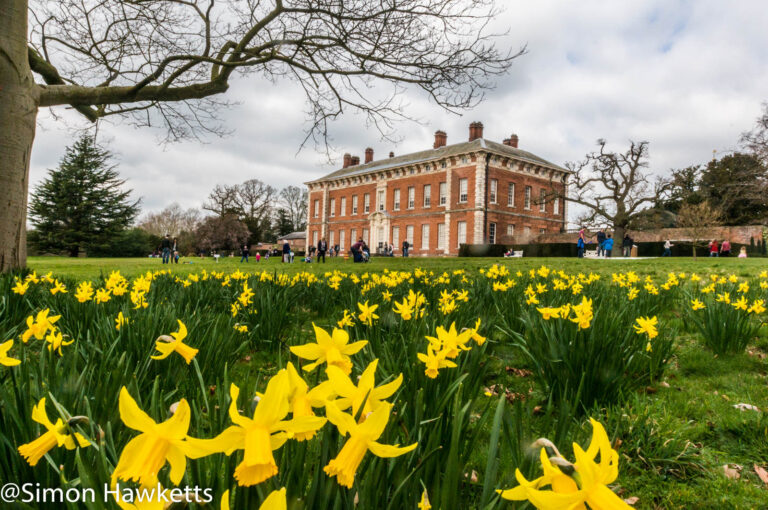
{"left": 662, "top": 239, "right": 673, "bottom": 257}
{"left": 622, "top": 233, "right": 633, "bottom": 257}
{"left": 240, "top": 243, "right": 249, "bottom": 263}
{"left": 161, "top": 234, "right": 172, "bottom": 264}
{"left": 402, "top": 239, "right": 410, "bottom": 257}
{"left": 602, "top": 234, "right": 614, "bottom": 258}
{"left": 596, "top": 229, "right": 606, "bottom": 257}
{"left": 317, "top": 238, "right": 328, "bottom": 263}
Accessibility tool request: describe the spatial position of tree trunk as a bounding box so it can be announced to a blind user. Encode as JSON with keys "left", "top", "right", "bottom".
{"left": 0, "top": 0, "right": 38, "bottom": 272}
{"left": 613, "top": 224, "right": 626, "bottom": 255}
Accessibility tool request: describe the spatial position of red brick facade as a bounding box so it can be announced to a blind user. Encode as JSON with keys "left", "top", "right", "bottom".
{"left": 305, "top": 124, "right": 569, "bottom": 256}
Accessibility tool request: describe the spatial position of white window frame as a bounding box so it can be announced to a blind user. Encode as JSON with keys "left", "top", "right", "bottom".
{"left": 489, "top": 222, "right": 496, "bottom": 244}
{"left": 406, "top": 225, "right": 414, "bottom": 245}
{"left": 524, "top": 186, "right": 531, "bottom": 210}
{"left": 459, "top": 178, "right": 468, "bottom": 203}
{"left": 313, "top": 199, "right": 320, "bottom": 218}
{"left": 393, "top": 189, "right": 401, "bottom": 211}
{"left": 421, "top": 224, "right": 430, "bottom": 250}
{"left": 407, "top": 186, "right": 415, "bottom": 209}
{"left": 489, "top": 179, "right": 498, "bottom": 204}
{"left": 377, "top": 226, "right": 385, "bottom": 247}
{"left": 392, "top": 226, "right": 400, "bottom": 249}
{"left": 362, "top": 228, "right": 369, "bottom": 243}
{"left": 330, "top": 198, "right": 336, "bottom": 217}
{"left": 364, "top": 193, "right": 370, "bottom": 213}
{"left": 423, "top": 184, "right": 431, "bottom": 208}
{"left": 351, "top": 228, "right": 357, "bottom": 243}
{"left": 437, "top": 223, "right": 446, "bottom": 250}
{"left": 439, "top": 182, "right": 447, "bottom": 206}
{"left": 312, "top": 231, "right": 319, "bottom": 245}
{"left": 329, "top": 230, "right": 335, "bottom": 247}
{"left": 340, "top": 197, "right": 347, "bottom": 216}
{"left": 352, "top": 195, "right": 358, "bottom": 215}
{"left": 339, "top": 230, "right": 346, "bottom": 251}
{"left": 378, "top": 189, "right": 385, "bottom": 211}
{"left": 507, "top": 224, "right": 514, "bottom": 236}
{"left": 457, "top": 221, "right": 467, "bottom": 247}
{"left": 539, "top": 189, "right": 546, "bottom": 212}
{"left": 507, "top": 182, "right": 515, "bottom": 207}
{"left": 553, "top": 196, "right": 559, "bottom": 215}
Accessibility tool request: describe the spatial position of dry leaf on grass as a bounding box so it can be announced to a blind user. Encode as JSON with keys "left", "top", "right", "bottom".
{"left": 723, "top": 464, "right": 742, "bottom": 480}
{"left": 733, "top": 403, "right": 761, "bottom": 412}
{"left": 623, "top": 496, "right": 639, "bottom": 505}
{"left": 754, "top": 464, "right": 768, "bottom": 485}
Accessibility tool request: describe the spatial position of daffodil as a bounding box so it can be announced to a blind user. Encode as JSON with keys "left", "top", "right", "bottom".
{"left": 192, "top": 374, "right": 326, "bottom": 486}
{"left": 75, "top": 281, "right": 95, "bottom": 302}
{"left": 95, "top": 288, "right": 112, "bottom": 304}
{"left": 151, "top": 320, "right": 199, "bottom": 364}
{"left": 285, "top": 362, "right": 332, "bottom": 441}
{"left": 22, "top": 309, "right": 61, "bottom": 343}
{"left": 12, "top": 278, "right": 29, "bottom": 295}
{"left": 115, "top": 311, "right": 129, "bottom": 331}
{"left": 426, "top": 323, "right": 473, "bottom": 359}
{"left": 748, "top": 299, "right": 766, "bottom": 315}
{"left": 469, "top": 318, "right": 486, "bottom": 346}
{"left": 0, "top": 339, "right": 21, "bottom": 367}
{"left": 112, "top": 388, "right": 206, "bottom": 487}
{"left": 324, "top": 402, "right": 417, "bottom": 488}
{"left": 569, "top": 297, "right": 593, "bottom": 330}
{"left": 45, "top": 329, "right": 74, "bottom": 355}
{"left": 690, "top": 299, "right": 705, "bottom": 310}
{"left": 418, "top": 489, "right": 432, "bottom": 510}
{"left": 498, "top": 418, "right": 631, "bottom": 509}
{"left": 326, "top": 359, "right": 402, "bottom": 420}
{"left": 337, "top": 309, "right": 356, "bottom": 328}
{"left": 731, "top": 296, "right": 748, "bottom": 311}
{"left": 357, "top": 301, "right": 380, "bottom": 326}
{"left": 289, "top": 324, "right": 367, "bottom": 375}
{"left": 633, "top": 316, "right": 658, "bottom": 340}
{"left": 416, "top": 345, "right": 457, "bottom": 379}
{"left": 18, "top": 397, "right": 90, "bottom": 466}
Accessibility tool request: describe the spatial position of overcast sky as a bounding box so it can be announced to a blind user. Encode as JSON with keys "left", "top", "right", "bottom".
{"left": 29, "top": 1, "right": 768, "bottom": 221}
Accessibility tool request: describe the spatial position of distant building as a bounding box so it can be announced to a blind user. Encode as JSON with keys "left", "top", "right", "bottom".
{"left": 305, "top": 122, "right": 569, "bottom": 256}
{"left": 276, "top": 231, "right": 306, "bottom": 252}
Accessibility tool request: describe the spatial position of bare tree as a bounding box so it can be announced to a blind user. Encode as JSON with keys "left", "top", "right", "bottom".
{"left": 279, "top": 185, "right": 308, "bottom": 231}
{"left": 0, "top": 0, "right": 521, "bottom": 271}
{"left": 138, "top": 203, "right": 201, "bottom": 237}
{"left": 195, "top": 214, "right": 250, "bottom": 253}
{"left": 556, "top": 140, "right": 671, "bottom": 244}
{"left": 676, "top": 201, "right": 722, "bottom": 259}
{"left": 202, "top": 184, "right": 239, "bottom": 216}
{"left": 236, "top": 179, "right": 276, "bottom": 222}
{"left": 741, "top": 102, "right": 768, "bottom": 164}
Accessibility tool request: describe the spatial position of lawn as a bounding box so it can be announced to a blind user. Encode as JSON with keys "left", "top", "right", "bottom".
{"left": 2, "top": 256, "right": 767, "bottom": 509}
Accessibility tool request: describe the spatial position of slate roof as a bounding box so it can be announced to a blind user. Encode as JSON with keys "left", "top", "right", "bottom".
{"left": 277, "top": 231, "right": 306, "bottom": 240}
{"left": 307, "top": 138, "right": 567, "bottom": 184}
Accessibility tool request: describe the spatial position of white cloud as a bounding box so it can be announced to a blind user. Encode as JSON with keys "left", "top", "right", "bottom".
{"left": 29, "top": 0, "right": 768, "bottom": 219}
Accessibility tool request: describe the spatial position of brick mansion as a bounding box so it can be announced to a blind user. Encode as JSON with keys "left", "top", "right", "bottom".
{"left": 305, "top": 122, "right": 569, "bottom": 256}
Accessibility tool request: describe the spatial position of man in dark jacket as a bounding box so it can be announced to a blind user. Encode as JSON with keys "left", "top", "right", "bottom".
{"left": 282, "top": 240, "right": 291, "bottom": 262}
{"left": 161, "top": 234, "right": 172, "bottom": 264}
{"left": 622, "top": 234, "right": 633, "bottom": 257}
{"left": 317, "top": 238, "right": 328, "bottom": 263}
{"left": 402, "top": 240, "right": 409, "bottom": 257}
{"left": 596, "top": 229, "right": 606, "bottom": 257}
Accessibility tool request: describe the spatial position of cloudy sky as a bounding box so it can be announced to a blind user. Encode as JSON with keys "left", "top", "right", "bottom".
{"left": 29, "top": 1, "right": 768, "bottom": 222}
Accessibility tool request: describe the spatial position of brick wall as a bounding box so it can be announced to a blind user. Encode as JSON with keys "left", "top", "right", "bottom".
{"left": 535, "top": 225, "right": 767, "bottom": 245}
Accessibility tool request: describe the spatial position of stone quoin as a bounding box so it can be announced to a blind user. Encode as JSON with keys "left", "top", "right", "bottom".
{"left": 305, "top": 122, "right": 570, "bottom": 256}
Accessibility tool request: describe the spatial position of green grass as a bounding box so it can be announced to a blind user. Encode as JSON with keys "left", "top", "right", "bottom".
{"left": 26, "top": 255, "right": 768, "bottom": 280}
{"left": 7, "top": 256, "right": 768, "bottom": 509}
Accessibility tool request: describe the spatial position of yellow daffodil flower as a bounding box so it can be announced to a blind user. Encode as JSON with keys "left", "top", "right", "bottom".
{"left": 426, "top": 323, "right": 473, "bottom": 359}
{"left": 18, "top": 397, "right": 90, "bottom": 466}
{"left": 498, "top": 418, "right": 631, "bottom": 509}
{"left": 45, "top": 329, "right": 73, "bottom": 355}
{"left": 748, "top": 299, "right": 766, "bottom": 314}
{"left": 285, "top": 362, "right": 332, "bottom": 440}
{"left": 22, "top": 309, "right": 61, "bottom": 343}
{"left": 326, "top": 359, "right": 402, "bottom": 420}
{"left": 95, "top": 288, "right": 112, "bottom": 304}
{"left": 690, "top": 299, "right": 705, "bottom": 310}
{"left": 633, "top": 316, "right": 658, "bottom": 340}
{"left": 112, "top": 388, "right": 206, "bottom": 487}
{"left": 193, "top": 374, "right": 326, "bottom": 486}
{"left": 0, "top": 339, "right": 21, "bottom": 367}
{"left": 418, "top": 489, "right": 432, "bottom": 509}
{"left": 12, "top": 279, "right": 29, "bottom": 295}
{"left": 357, "top": 301, "right": 380, "bottom": 326}
{"left": 731, "top": 296, "right": 748, "bottom": 311}
{"left": 151, "top": 320, "right": 199, "bottom": 364}
{"left": 417, "top": 345, "right": 457, "bottom": 379}
{"left": 115, "top": 312, "right": 129, "bottom": 330}
{"left": 569, "top": 297, "right": 594, "bottom": 330}
{"left": 324, "top": 402, "right": 417, "bottom": 488}
{"left": 74, "top": 281, "right": 94, "bottom": 302}
{"left": 337, "top": 309, "right": 356, "bottom": 328}
{"left": 289, "top": 324, "right": 367, "bottom": 375}
{"left": 469, "top": 318, "right": 486, "bottom": 346}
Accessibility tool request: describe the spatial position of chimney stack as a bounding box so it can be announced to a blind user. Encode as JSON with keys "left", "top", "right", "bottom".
{"left": 343, "top": 153, "right": 352, "bottom": 168}
{"left": 433, "top": 130, "right": 447, "bottom": 149}
{"left": 469, "top": 121, "right": 484, "bottom": 141}
{"left": 509, "top": 134, "right": 519, "bottom": 148}
{"left": 364, "top": 147, "right": 374, "bottom": 164}
{"left": 389, "top": 151, "right": 395, "bottom": 158}
{"left": 351, "top": 156, "right": 360, "bottom": 166}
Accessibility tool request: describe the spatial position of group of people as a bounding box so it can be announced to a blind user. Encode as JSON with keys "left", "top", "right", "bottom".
{"left": 158, "top": 234, "right": 179, "bottom": 264}
{"left": 576, "top": 229, "right": 634, "bottom": 258}
{"left": 707, "top": 239, "right": 747, "bottom": 258}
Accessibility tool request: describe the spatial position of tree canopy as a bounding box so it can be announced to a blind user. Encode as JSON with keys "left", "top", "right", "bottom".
{"left": 28, "top": 135, "right": 139, "bottom": 257}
